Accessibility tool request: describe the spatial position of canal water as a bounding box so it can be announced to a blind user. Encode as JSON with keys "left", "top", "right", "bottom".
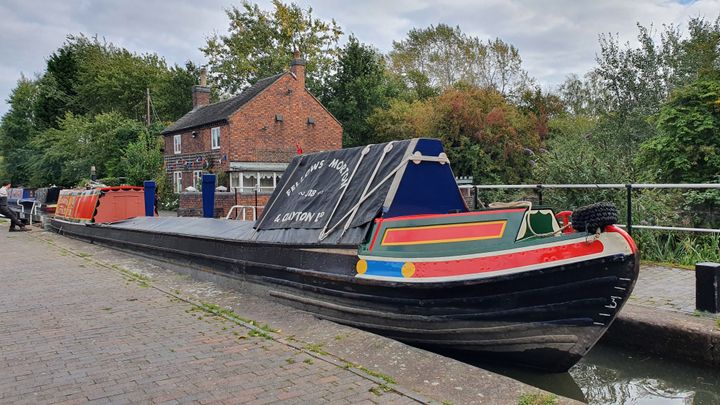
{"left": 478, "top": 344, "right": 720, "bottom": 404}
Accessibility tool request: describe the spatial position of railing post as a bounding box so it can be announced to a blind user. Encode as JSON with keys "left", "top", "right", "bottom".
{"left": 473, "top": 186, "right": 478, "bottom": 210}
{"left": 625, "top": 184, "right": 632, "bottom": 236}
{"left": 536, "top": 185, "right": 543, "bottom": 206}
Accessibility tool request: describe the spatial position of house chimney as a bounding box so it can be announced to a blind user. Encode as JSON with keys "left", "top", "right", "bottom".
{"left": 192, "top": 67, "right": 211, "bottom": 109}
{"left": 290, "top": 50, "right": 306, "bottom": 89}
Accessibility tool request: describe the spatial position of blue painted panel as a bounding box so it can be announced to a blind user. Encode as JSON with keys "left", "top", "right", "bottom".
{"left": 143, "top": 181, "right": 156, "bottom": 216}
{"left": 384, "top": 138, "right": 467, "bottom": 218}
{"left": 202, "top": 174, "right": 216, "bottom": 218}
{"left": 364, "top": 260, "right": 404, "bottom": 277}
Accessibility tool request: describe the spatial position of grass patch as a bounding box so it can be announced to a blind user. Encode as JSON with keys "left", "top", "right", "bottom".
{"left": 634, "top": 230, "right": 720, "bottom": 266}
{"left": 196, "top": 302, "right": 277, "bottom": 333}
{"left": 716, "top": 318, "right": 720, "bottom": 329}
{"left": 355, "top": 365, "right": 396, "bottom": 385}
{"left": 303, "top": 358, "right": 314, "bottom": 365}
{"left": 285, "top": 358, "right": 296, "bottom": 364}
{"left": 248, "top": 329, "right": 272, "bottom": 340}
{"left": 304, "top": 343, "right": 328, "bottom": 356}
{"left": 115, "top": 266, "right": 152, "bottom": 287}
{"left": 369, "top": 385, "right": 392, "bottom": 396}
{"left": 517, "top": 392, "right": 557, "bottom": 405}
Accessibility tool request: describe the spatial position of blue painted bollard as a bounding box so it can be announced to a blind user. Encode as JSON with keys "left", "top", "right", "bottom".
{"left": 143, "top": 180, "right": 156, "bottom": 216}
{"left": 202, "top": 174, "right": 216, "bottom": 218}
{"left": 696, "top": 262, "right": 720, "bottom": 313}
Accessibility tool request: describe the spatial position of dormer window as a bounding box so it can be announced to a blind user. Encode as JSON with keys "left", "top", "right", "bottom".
{"left": 211, "top": 127, "right": 220, "bottom": 149}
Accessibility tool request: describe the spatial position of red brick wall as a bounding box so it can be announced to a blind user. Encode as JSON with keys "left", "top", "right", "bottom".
{"left": 226, "top": 73, "right": 342, "bottom": 162}
{"left": 163, "top": 125, "right": 228, "bottom": 190}
{"left": 166, "top": 69, "right": 342, "bottom": 215}
{"left": 178, "top": 192, "right": 269, "bottom": 219}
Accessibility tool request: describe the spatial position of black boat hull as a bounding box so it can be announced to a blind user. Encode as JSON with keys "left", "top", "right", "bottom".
{"left": 51, "top": 218, "right": 639, "bottom": 372}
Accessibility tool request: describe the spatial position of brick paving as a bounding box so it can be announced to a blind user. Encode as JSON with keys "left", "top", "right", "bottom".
{"left": 630, "top": 264, "right": 699, "bottom": 314}
{"left": 0, "top": 231, "right": 420, "bottom": 404}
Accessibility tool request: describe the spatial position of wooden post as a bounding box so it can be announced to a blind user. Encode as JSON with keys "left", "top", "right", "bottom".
{"left": 696, "top": 262, "right": 720, "bottom": 313}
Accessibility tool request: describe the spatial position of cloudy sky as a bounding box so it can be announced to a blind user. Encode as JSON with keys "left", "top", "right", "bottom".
{"left": 1, "top": 0, "right": 719, "bottom": 116}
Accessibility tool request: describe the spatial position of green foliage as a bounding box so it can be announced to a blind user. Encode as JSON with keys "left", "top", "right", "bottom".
{"left": 121, "top": 124, "right": 165, "bottom": 186}
{"left": 0, "top": 77, "right": 38, "bottom": 185}
{"left": 324, "top": 36, "right": 406, "bottom": 147}
{"left": 28, "top": 35, "right": 197, "bottom": 126}
{"left": 634, "top": 230, "right": 720, "bottom": 265}
{"left": 369, "top": 84, "right": 540, "bottom": 184}
{"left": 389, "top": 24, "right": 532, "bottom": 99}
{"left": 0, "top": 34, "right": 198, "bottom": 188}
{"left": 638, "top": 78, "right": 720, "bottom": 183}
{"left": 517, "top": 392, "right": 558, "bottom": 405}
{"left": 30, "top": 112, "right": 146, "bottom": 187}
{"left": 202, "top": 0, "right": 342, "bottom": 96}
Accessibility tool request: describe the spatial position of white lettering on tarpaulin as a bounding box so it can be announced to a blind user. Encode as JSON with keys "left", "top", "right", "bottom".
{"left": 328, "top": 158, "right": 351, "bottom": 188}
{"left": 285, "top": 159, "right": 326, "bottom": 197}
{"left": 272, "top": 211, "right": 327, "bottom": 224}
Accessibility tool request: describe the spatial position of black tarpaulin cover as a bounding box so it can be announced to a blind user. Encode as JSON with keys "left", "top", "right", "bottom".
{"left": 252, "top": 138, "right": 467, "bottom": 246}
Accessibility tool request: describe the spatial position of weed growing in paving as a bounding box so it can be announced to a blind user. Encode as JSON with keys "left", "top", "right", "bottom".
{"left": 304, "top": 343, "right": 328, "bottom": 355}
{"left": 196, "top": 302, "right": 277, "bottom": 334}
{"left": 303, "top": 358, "right": 314, "bottom": 365}
{"left": 355, "top": 365, "right": 396, "bottom": 385}
{"left": 369, "top": 385, "right": 392, "bottom": 396}
{"left": 517, "top": 392, "right": 557, "bottom": 405}
{"left": 285, "top": 358, "right": 296, "bottom": 364}
{"left": 248, "top": 329, "right": 272, "bottom": 340}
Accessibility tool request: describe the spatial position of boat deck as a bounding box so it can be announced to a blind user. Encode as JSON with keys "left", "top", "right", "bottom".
{"left": 106, "top": 216, "right": 256, "bottom": 240}
{"left": 103, "top": 216, "right": 368, "bottom": 246}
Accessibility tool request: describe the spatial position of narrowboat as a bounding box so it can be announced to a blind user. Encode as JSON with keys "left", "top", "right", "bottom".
{"left": 50, "top": 138, "right": 639, "bottom": 372}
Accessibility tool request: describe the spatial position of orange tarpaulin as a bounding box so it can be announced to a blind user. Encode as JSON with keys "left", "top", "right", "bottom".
{"left": 56, "top": 186, "right": 150, "bottom": 223}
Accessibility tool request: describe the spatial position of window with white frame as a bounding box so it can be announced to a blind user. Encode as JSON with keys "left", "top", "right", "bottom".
{"left": 173, "top": 171, "right": 182, "bottom": 193}
{"left": 211, "top": 127, "right": 220, "bottom": 149}
{"left": 173, "top": 134, "right": 182, "bottom": 154}
{"left": 229, "top": 171, "right": 282, "bottom": 193}
{"left": 192, "top": 170, "right": 203, "bottom": 189}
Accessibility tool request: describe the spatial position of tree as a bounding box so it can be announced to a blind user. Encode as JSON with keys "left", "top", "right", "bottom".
{"left": 323, "top": 36, "right": 405, "bottom": 147}
{"left": 121, "top": 124, "right": 165, "bottom": 186}
{"left": 30, "top": 112, "right": 146, "bottom": 187}
{"left": 0, "top": 77, "right": 38, "bottom": 185}
{"left": 202, "top": 0, "right": 342, "bottom": 96}
{"left": 389, "top": 24, "right": 468, "bottom": 90}
{"left": 368, "top": 84, "right": 540, "bottom": 183}
{"left": 638, "top": 78, "right": 720, "bottom": 183}
{"left": 389, "top": 24, "right": 533, "bottom": 99}
{"left": 463, "top": 37, "right": 533, "bottom": 99}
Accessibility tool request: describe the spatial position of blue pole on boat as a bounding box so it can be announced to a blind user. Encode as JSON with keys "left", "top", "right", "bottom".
{"left": 143, "top": 180, "right": 156, "bottom": 216}
{"left": 202, "top": 174, "right": 216, "bottom": 218}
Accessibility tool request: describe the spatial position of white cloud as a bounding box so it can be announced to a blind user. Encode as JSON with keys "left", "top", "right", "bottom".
{"left": 1, "top": 0, "right": 719, "bottom": 114}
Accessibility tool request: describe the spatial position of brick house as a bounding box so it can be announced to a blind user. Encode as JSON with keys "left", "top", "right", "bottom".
{"left": 161, "top": 53, "right": 342, "bottom": 216}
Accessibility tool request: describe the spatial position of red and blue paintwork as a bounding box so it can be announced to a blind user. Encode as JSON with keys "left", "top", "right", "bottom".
{"left": 357, "top": 207, "right": 634, "bottom": 282}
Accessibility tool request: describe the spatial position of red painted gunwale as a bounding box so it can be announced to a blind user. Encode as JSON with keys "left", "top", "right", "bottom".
{"left": 409, "top": 239, "right": 604, "bottom": 278}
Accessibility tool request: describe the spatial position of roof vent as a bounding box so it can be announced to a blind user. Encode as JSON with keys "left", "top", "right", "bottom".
{"left": 307, "top": 117, "right": 315, "bottom": 125}
{"left": 275, "top": 114, "right": 284, "bottom": 122}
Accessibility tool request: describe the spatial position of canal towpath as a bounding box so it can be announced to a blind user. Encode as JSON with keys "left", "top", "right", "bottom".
{"left": 1, "top": 228, "right": 576, "bottom": 405}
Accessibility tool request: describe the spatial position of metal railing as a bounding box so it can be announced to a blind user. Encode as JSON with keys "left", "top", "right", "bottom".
{"left": 225, "top": 205, "right": 259, "bottom": 221}
{"left": 15, "top": 199, "right": 38, "bottom": 226}
{"left": 459, "top": 183, "right": 720, "bottom": 235}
